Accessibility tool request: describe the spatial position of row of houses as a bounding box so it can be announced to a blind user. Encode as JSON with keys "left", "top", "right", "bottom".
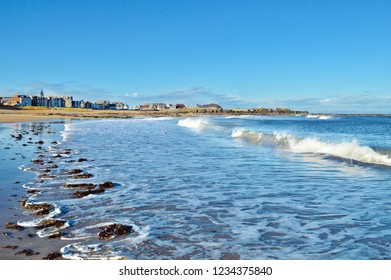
{"left": 0, "top": 91, "right": 129, "bottom": 110}
{"left": 133, "top": 103, "right": 185, "bottom": 110}
{"left": 133, "top": 103, "right": 222, "bottom": 111}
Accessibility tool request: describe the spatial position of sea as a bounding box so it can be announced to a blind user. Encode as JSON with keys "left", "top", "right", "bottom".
{"left": 10, "top": 115, "right": 391, "bottom": 259}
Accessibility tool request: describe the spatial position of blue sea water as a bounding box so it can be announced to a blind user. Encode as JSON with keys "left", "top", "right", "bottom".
{"left": 17, "top": 115, "right": 391, "bottom": 259}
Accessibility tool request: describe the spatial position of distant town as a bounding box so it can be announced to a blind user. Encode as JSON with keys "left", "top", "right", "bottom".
{"left": 0, "top": 90, "right": 309, "bottom": 115}
{"left": 0, "top": 90, "right": 129, "bottom": 110}
{"left": 0, "top": 90, "right": 225, "bottom": 112}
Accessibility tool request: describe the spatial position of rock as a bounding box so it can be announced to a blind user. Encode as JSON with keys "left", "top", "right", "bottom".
{"left": 2, "top": 245, "right": 18, "bottom": 250}
{"left": 69, "top": 169, "right": 83, "bottom": 174}
{"left": 5, "top": 222, "right": 25, "bottom": 231}
{"left": 99, "top": 182, "right": 115, "bottom": 189}
{"left": 37, "top": 140, "right": 44, "bottom": 145}
{"left": 51, "top": 141, "right": 58, "bottom": 145}
{"left": 73, "top": 173, "right": 93, "bottom": 179}
{"left": 31, "top": 159, "right": 44, "bottom": 165}
{"left": 15, "top": 249, "right": 40, "bottom": 256}
{"left": 27, "top": 189, "right": 40, "bottom": 194}
{"left": 43, "top": 251, "right": 62, "bottom": 260}
{"left": 21, "top": 202, "right": 54, "bottom": 216}
{"left": 47, "top": 232, "right": 62, "bottom": 240}
{"left": 73, "top": 188, "right": 105, "bottom": 198}
{"left": 64, "top": 183, "right": 96, "bottom": 189}
{"left": 78, "top": 158, "right": 88, "bottom": 162}
{"left": 98, "top": 223, "right": 132, "bottom": 240}
{"left": 49, "top": 165, "right": 58, "bottom": 169}
{"left": 35, "top": 219, "right": 66, "bottom": 230}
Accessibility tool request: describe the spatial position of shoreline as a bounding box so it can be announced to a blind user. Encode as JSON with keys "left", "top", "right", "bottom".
{"left": 0, "top": 120, "right": 72, "bottom": 259}
{"left": 1, "top": 108, "right": 391, "bottom": 124}
{"left": 1, "top": 107, "right": 306, "bottom": 123}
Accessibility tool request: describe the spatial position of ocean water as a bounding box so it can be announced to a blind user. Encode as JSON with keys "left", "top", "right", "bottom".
{"left": 17, "top": 115, "right": 391, "bottom": 259}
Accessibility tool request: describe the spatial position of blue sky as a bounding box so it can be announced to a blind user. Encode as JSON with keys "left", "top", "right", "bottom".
{"left": 1, "top": 0, "right": 390, "bottom": 113}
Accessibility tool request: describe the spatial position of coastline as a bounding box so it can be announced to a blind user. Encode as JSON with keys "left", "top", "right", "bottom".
{"left": 1, "top": 107, "right": 309, "bottom": 123}
{"left": 2, "top": 108, "right": 390, "bottom": 124}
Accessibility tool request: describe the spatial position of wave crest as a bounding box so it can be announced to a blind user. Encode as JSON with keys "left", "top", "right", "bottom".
{"left": 232, "top": 130, "right": 391, "bottom": 166}
{"left": 177, "top": 118, "right": 208, "bottom": 130}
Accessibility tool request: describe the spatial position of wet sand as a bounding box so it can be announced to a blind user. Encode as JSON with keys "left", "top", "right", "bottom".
{"left": 0, "top": 120, "right": 71, "bottom": 259}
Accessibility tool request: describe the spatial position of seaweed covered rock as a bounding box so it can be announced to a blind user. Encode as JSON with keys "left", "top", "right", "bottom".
{"left": 15, "top": 249, "right": 40, "bottom": 256}
{"left": 2, "top": 245, "right": 18, "bottom": 250}
{"left": 99, "top": 182, "right": 115, "bottom": 189}
{"left": 98, "top": 223, "right": 132, "bottom": 240}
{"left": 31, "top": 159, "right": 44, "bottom": 165}
{"left": 35, "top": 219, "right": 66, "bottom": 230}
{"left": 70, "top": 181, "right": 116, "bottom": 198}
{"left": 69, "top": 169, "right": 83, "bottom": 174}
{"left": 64, "top": 183, "right": 96, "bottom": 189}
{"left": 47, "top": 232, "right": 63, "bottom": 240}
{"left": 73, "top": 188, "right": 105, "bottom": 198}
{"left": 73, "top": 173, "right": 93, "bottom": 179}
{"left": 44, "top": 251, "right": 62, "bottom": 260}
{"left": 5, "top": 222, "right": 24, "bottom": 231}
{"left": 21, "top": 201, "right": 54, "bottom": 216}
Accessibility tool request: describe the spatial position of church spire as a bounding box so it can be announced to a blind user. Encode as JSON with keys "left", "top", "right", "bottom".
{"left": 40, "top": 90, "right": 44, "bottom": 97}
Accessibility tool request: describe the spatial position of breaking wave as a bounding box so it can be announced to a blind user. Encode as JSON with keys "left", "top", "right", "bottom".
{"left": 178, "top": 119, "right": 391, "bottom": 167}
{"left": 177, "top": 118, "right": 209, "bottom": 130}
{"left": 232, "top": 129, "right": 391, "bottom": 166}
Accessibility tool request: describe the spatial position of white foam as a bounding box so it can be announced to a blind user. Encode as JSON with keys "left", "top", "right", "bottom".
{"left": 177, "top": 118, "right": 208, "bottom": 130}
{"left": 231, "top": 128, "right": 262, "bottom": 143}
{"left": 60, "top": 243, "right": 124, "bottom": 260}
{"left": 231, "top": 128, "right": 246, "bottom": 138}
{"left": 287, "top": 138, "right": 391, "bottom": 166}
{"left": 319, "top": 115, "right": 332, "bottom": 120}
{"left": 231, "top": 128, "right": 391, "bottom": 166}
{"left": 36, "top": 221, "right": 71, "bottom": 237}
{"left": 306, "top": 114, "right": 320, "bottom": 118}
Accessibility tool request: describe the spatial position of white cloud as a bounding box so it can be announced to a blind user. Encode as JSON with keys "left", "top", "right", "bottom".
{"left": 131, "top": 92, "right": 140, "bottom": 98}
{"left": 319, "top": 98, "right": 331, "bottom": 104}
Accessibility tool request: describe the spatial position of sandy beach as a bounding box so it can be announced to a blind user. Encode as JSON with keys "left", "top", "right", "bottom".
{"left": 0, "top": 108, "right": 215, "bottom": 123}
{"left": 0, "top": 106, "right": 313, "bottom": 124}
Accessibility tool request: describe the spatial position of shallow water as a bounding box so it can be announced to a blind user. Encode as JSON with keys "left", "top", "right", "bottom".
{"left": 14, "top": 116, "right": 391, "bottom": 259}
